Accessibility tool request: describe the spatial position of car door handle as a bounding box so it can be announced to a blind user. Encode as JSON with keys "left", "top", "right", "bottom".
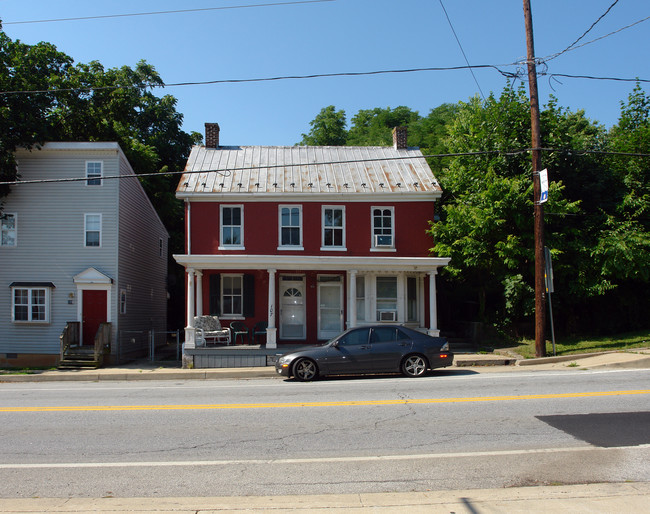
{"left": 360, "top": 345, "right": 371, "bottom": 350}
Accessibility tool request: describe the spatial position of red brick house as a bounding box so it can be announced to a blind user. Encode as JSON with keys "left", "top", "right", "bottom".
{"left": 174, "top": 123, "right": 449, "bottom": 364}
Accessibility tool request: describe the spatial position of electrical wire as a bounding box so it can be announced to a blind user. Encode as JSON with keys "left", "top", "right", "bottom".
{"left": 2, "top": 0, "right": 335, "bottom": 25}
{"left": 0, "top": 64, "right": 521, "bottom": 96}
{"left": 538, "top": 6, "right": 650, "bottom": 62}
{"left": 546, "top": 73, "right": 649, "bottom": 83}
{"left": 438, "top": 0, "right": 485, "bottom": 101}
{"left": 1, "top": 147, "right": 647, "bottom": 187}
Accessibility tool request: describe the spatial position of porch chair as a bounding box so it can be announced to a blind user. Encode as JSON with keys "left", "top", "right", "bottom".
{"left": 194, "top": 315, "right": 231, "bottom": 346}
{"left": 230, "top": 321, "right": 250, "bottom": 345}
{"left": 252, "top": 321, "right": 268, "bottom": 345}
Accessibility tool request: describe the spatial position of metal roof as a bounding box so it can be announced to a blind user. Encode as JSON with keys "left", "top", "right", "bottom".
{"left": 176, "top": 145, "right": 442, "bottom": 199}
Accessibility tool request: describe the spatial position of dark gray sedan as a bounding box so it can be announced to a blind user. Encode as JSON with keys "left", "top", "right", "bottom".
{"left": 275, "top": 325, "right": 453, "bottom": 381}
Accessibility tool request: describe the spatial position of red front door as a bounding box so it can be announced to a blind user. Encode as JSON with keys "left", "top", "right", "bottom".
{"left": 82, "top": 290, "right": 107, "bottom": 346}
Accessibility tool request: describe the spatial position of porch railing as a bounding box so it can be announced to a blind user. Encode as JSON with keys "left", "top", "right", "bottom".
{"left": 94, "top": 322, "right": 112, "bottom": 364}
{"left": 59, "top": 321, "right": 80, "bottom": 361}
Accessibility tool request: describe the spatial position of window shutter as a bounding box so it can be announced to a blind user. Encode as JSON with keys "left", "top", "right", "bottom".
{"left": 209, "top": 274, "right": 220, "bottom": 315}
{"left": 243, "top": 274, "right": 255, "bottom": 317}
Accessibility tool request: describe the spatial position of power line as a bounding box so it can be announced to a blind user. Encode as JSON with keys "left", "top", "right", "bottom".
{"left": 2, "top": 147, "right": 647, "bottom": 187}
{"left": 546, "top": 73, "right": 649, "bottom": 83}
{"left": 0, "top": 64, "right": 521, "bottom": 96}
{"left": 554, "top": 0, "right": 620, "bottom": 58}
{"left": 542, "top": 11, "right": 649, "bottom": 63}
{"left": 2, "top": 0, "right": 335, "bottom": 25}
{"left": 438, "top": 0, "right": 486, "bottom": 100}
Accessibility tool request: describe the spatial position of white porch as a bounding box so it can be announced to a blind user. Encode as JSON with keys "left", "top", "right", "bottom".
{"left": 174, "top": 254, "right": 450, "bottom": 357}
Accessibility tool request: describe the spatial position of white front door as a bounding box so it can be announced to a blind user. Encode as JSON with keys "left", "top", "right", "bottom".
{"left": 280, "top": 276, "right": 305, "bottom": 339}
{"left": 318, "top": 276, "right": 343, "bottom": 340}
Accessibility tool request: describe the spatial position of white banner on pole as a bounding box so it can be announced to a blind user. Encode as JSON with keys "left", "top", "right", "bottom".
{"left": 539, "top": 168, "right": 549, "bottom": 203}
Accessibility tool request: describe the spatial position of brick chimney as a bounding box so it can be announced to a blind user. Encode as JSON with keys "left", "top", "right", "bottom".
{"left": 392, "top": 126, "right": 408, "bottom": 149}
{"left": 205, "top": 122, "right": 220, "bottom": 148}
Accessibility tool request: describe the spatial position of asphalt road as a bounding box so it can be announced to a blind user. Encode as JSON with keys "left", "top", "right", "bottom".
{"left": 0, "top": 368, "right": 648, "bottom": 498}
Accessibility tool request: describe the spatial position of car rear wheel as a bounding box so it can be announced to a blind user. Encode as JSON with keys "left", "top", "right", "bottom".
{"left": 293, "top": 358, "right": 319, "bottom": 381}
{"left": 401, "top": 355, "right": 428, "bottom": 377}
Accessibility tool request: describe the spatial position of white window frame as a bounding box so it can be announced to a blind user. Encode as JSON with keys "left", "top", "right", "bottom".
{"left": 371, "top": 206, "right": 395, "bottom": 251}
{"left": 86, "top": 161, "right": 103, "bottom": 186}
{"left": 356, "top": 275, "right": 366, "bottom": 322}
{"left": 219, "top": 205, "right": 244, "bottom": 249}
{"left": 221, "top": 274, "right": 243, "bottom": 318}
{"left": 119, "top": 289, "right": 127, "bottom": 315}
{"left": 321, "top": 206, "right": 346, "bottom": 250}
{"left": 1, "top": 213, "right": 17, "bottom": 247}
{"left": 84, "top": 213, "right": 102, "bottom": 247}
{"left": 11, "top": 286, "right": 51, "bottom": 323}
{"left": 376, "top": 275, "right": 398, "bottom": 322}
{"left": 278, "top": 205, "right": 303, "bottom": 250}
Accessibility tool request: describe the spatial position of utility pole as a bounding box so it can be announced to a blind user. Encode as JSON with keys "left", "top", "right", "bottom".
{"left": 523, "top": 0, "right": 546, "bottom": 358}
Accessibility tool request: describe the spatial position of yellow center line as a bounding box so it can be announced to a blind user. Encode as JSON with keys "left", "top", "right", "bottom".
{"left": 1, "top": 389, "right": 649, "bottom": 413}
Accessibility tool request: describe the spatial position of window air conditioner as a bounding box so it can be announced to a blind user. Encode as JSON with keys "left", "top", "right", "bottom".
{"left": 379, "top": 310, "right": 397, "bottom": 322}
{"left": 374, "top": 234, "right": 393, "bottom": 248}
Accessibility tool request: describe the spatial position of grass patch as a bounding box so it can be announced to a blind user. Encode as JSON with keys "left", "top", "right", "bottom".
{"left": 512, "top": 330, "right": 649, "bottom": 359}
{"left": 0, "top": 367, "right": 56, "bottom": 375}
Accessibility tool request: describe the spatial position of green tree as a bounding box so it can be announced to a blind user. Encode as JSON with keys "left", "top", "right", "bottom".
{"left": 0, "top": 30, "right": 195, "bottom": 327}
{"left": 298, "top": 105, "right": 347, "bottom": 146}
{"left": 347, "top": 106, "right": 420, "bottom": 146}
{"left": 593, "top": 84, "right": 650, "bottom": 287}
{"left": 430, "top": 87, "right": 582, "bottom": 328}
{"left": 0, "top": 30, "right": 73, "bottom": 198}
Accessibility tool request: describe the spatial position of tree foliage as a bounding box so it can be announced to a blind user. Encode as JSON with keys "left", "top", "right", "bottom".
{"left": 299, "top": 105, "right": 347, "bottom": 146}
{"left": 1, "top": 30, "right": 194, "bottom": 327}
{"left": 299, "top": 84, "right": 648, "bottom": 336}
{"left": 0, "top": 31, "right": 73, "bottom": 197}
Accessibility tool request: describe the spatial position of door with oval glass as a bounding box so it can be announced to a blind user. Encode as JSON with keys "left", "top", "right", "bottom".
{"left": 280, "top": 275, "right": 305, "bottom": 339}
{"left": 318, "top": 275, "right": 343, "bottom": 340}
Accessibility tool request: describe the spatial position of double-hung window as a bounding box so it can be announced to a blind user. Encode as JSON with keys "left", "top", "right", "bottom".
{"left": 221, "top": 275, "right": 243, "bottom": 316}
{"left": 372, "top": 207, "right": 395, "bottom": 249}
{"left": 85, "top": 214, "right": 101, "bottom": 247}
{"left": 279, "top": 205, "right": 302, "bottom": 248}
{"left": 322, "top": 206, "right": 345, "bottom": 249}
{"left": 1, "top": 213, "right": 17, "bottom": 247}
{"left": 11, "top": 284, "right": 52, "bottom": 323}
{"left": 86, "top": 161, "right": 102, "bottom": 186}
{"left": 376, "top": 276, "right": 397, "bottom": 321}
{"left": 220, "top": 205, "right": 243, "bottom": 248}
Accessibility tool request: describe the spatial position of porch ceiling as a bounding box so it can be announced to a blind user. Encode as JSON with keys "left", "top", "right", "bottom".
{"left": 173, "top": 253, "right": 450, "bottom": 272}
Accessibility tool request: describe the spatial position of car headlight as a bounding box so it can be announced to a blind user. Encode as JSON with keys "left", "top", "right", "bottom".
{"left": 440, "top": 341, "right": 449, "bottom": 351}
{"left": 278, "top": 356, "right": 292, "bottom": 365}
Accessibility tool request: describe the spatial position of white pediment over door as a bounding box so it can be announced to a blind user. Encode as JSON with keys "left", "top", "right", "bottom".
{"left": 73, "top": 267, "right": 113, "bottom": 285}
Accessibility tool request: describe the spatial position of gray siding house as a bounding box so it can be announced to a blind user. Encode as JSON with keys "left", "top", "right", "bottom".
{"left": 0, "top": 142, "right": 168, "bottom": 367}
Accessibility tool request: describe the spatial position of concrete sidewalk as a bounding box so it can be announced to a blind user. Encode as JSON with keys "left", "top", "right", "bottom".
{"left": 0, "top": 482, "right": 648, "bottom": 513}
{"left": 1, "top": 349, "right": 649, "bottom": 382}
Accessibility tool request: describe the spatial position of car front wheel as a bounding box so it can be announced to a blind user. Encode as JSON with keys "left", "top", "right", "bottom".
{"left": 293, "top": 358, "right": 319, "bottom": 381}
{"left": 401, "top": 355, "right": 428, "bottom": 377}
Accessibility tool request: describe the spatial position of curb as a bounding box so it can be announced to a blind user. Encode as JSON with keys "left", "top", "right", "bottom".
{"left": 517, "top": 349, "right": 650, "bottom": 366}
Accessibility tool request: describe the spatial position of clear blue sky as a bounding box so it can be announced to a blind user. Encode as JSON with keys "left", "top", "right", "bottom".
{"left": 1, "top": 0, "right": 648, "bottom": 146}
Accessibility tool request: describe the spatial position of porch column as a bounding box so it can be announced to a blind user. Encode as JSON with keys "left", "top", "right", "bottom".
{"left": 418, "top": 274, "right": 426, "bottom": 330}
{"left": 267, "top": 268, "right": 277, "bottom": 349}
{"left": 427, "top": 269, "right": 440, "bottom": 337}
{"left": 348, "top": 270, "right": 357, "bottom": 328}
{"left": 195, "top": 270, "right": 203, "bottom": 316}
{"left": 397, "top": 272, "right": 406, "bottom": 323}
{"left": 184, "top": 268, "right": 196, "bottom": 349}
